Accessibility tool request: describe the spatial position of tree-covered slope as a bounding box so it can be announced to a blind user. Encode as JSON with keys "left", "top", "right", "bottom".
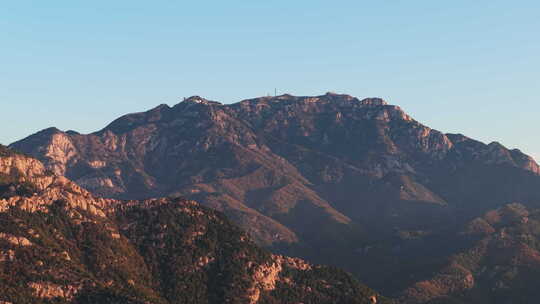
{"left": 398, "top": 203, "right": 540, "bottom": 304}
{"left": 0, "top": 146, "right": 387, "bottom": 304}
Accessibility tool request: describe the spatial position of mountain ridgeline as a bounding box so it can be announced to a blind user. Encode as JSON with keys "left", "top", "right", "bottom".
{"left": 0, "top": 145, "right": 386, "bottom": 304}
{"left": 11, "top": 93, "right": 540, "bottom": 303}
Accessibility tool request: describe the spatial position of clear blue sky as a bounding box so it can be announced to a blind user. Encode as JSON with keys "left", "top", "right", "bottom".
{"left": 2, "top": 1, "right": 539, "bottom": 160}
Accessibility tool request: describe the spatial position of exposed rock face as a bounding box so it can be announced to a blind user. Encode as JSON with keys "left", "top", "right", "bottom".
{"left": 0, "top": 233, "right": 33, "bottom": 246}
{"left": 246, "top": 255, "right": 312, "bottom": 304}
{"left": 0, "top": 147, "right": 387, "bottom": 304}
{"left": 0, "top": 150, "right": 113, "bottom": 217}
{"left": 28, "top": 282, "right": 81, "bottom": 300}
{"left": 10, "top": 93, "right": 540, "bottom": 301}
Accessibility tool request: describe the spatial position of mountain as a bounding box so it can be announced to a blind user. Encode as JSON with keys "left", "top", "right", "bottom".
{"left": 0, "top": 145, "right": 388, "bottom": 304}
{"left": 399, "top": 203, "right": 540, "bottom": 304}
{"left": 11, "top": 93, "right": 540, "bottom": 301}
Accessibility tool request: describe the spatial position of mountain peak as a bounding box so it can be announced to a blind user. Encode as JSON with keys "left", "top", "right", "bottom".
{"left": 323, "top": 91, "right": 357, "bottom": 100}
{"left": 180, "top": 95, "right": 222, "bottom": 106}
{"left": 151, "top": 103, "right": 170, "bottom": 111}
{"left": 359, "top": 97, "right": 388, "bottom": 106}
{"left": 38, "top": 127, "right": 63, "bottom": 135}
{"left": 238, "top": 93, "right": 389, "bottom": 107}
{"left": 10, "top": 127, "right": 65, "bottom": 148}
{"left": 321, "top": 93, "right": 388, "bottom": 105}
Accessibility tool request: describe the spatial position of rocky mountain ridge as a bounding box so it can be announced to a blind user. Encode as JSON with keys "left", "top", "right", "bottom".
{"left": 14, "top": 94, "right": 539, "bottom": 196}
{"left": 10, "top": 93, "right": 540, "bottom": 302}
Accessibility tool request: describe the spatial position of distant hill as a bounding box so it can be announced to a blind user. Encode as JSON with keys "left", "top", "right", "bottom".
{"left": 399, "top": 203, "right": 540, "bottom": 304}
